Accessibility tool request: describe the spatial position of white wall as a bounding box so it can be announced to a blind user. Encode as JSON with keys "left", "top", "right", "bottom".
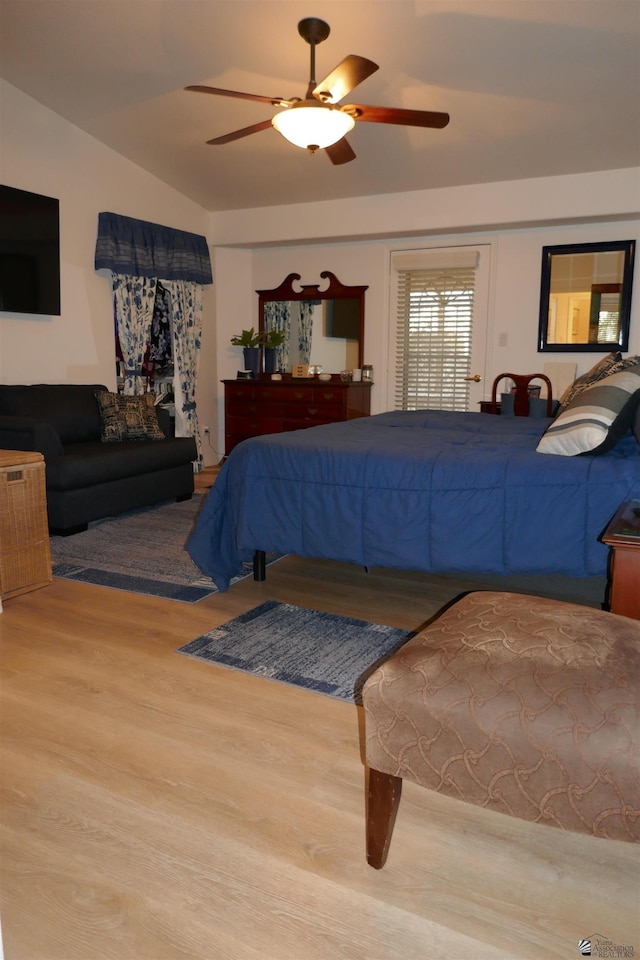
{"left": 210, "top": 219, "right": 639, "bottom": 442}
{"left": 0, "top": 81, "right": 218, "bottom": 463}
{"left": 210, "top": 168, "right": 639, "bottom": 248}
{"left": 207, "top": 246, "right": 253, "bottom": 461}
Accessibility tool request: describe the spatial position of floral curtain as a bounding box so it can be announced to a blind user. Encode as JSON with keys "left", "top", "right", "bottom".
{"left": 112, "top": 274, "right": 158, "bottom": 395}
{"left": 148, "top": 281, "right": 173, "bottom": 367}
{"left": 163, "top": 279, "right": 203, "bottom": 469}
{"left": 96, "top": 213, "right": 212, "bottom": 469}
{"left": 264, "top": 299, "right": 317, "bottom": 367}
{"left": 264, "top": 300, "right": 291, "bottom": 370}
{"left": 299, "top": 302, "right": 315, "bottom": 364}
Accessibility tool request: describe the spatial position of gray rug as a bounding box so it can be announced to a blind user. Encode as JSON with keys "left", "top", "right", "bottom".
{"left": 177, "top": 600, "right": 412, "bottom": 702}
{"left": 50, "top": 497, "right": 281, "bottom": 602}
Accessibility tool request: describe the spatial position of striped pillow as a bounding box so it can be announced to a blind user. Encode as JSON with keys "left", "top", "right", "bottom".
{"left": 557, "top": 352, "right": 622, "bottom": 410}
{"left": 558, "top": 353, "right": 640, "bottom": 412}
{"left": 536, "top": 363, "right": 640, "bottom": 456}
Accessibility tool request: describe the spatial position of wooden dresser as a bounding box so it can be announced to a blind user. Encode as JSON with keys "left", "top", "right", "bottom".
{"left": 223, "top": 378, "right": 372, "bottom": 455}
{"left": 601, "top": 500, "right": 640, "bottom": 620}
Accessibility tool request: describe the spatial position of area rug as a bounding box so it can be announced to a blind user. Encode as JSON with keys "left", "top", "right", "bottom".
{"left": 177, "top": 600, "right": 412, "bottom": 703}
{"left": 50, "top": 496, "right": 281, "bottom": 602}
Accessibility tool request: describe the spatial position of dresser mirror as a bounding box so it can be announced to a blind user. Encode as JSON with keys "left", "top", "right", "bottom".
{"left": 257, "top": 271, "right": 367, "bottom": 373}
{"left": 538, "top": 239, "right": 635, "bottom": 352}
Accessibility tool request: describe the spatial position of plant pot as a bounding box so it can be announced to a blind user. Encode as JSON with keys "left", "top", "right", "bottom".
{"left": 243, "top": 347, "right": 260, "bottom": 379}
{"left": 264, "top": 347, "right": 278, "bottom": 374}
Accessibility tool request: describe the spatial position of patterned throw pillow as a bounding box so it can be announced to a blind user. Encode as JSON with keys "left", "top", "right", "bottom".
{"left": 557, "top": 352, "right": 622, "bottom": 410}
{"left": 607, "top": 353, "right": 640, "bottom": 376}
{"left": 95, "top": 391, "right": 165, "bottom": 442}
{"left": 537, "top": 363, "right": 640, "bottom": 456}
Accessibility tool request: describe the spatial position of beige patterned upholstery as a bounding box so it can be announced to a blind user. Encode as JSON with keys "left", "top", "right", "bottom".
{"left": 363, "top": 592, "right": 640, "bottom": 865}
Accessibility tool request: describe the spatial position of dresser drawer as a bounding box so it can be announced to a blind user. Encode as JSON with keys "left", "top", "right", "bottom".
{"left": 223, "top": 378, "right": 371, "bottom": 456}
{"left": 311, "top": 387, "right": 345, "bottom": 405}
{"left": 227, "top": 414, "right": 283, "bottom": 433}
{"left": 226, "top": 419, "right": 283, "bottom": 453}
{"left": 226, "top": 397, "right": 261, "bottom": 416}
{"left": 227, "top": 397, "right": 284, "bottom": 418}
{"left": 254, "top": 384, "right": 303, "bottom": 402}
{"left": 286, "top": 402, "right": 344, "bottom": 422}
{"left": 225, "top": 382, "right": 256, "bottom": 401}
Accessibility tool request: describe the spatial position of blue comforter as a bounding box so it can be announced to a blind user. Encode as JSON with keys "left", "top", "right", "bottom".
{"left": 188, "top": 411, "right": 640, "bottom": 591}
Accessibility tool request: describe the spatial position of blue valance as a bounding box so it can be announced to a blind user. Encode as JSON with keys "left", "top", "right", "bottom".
{"left": 95, "top": 212, "right": 212, "bottom": 284}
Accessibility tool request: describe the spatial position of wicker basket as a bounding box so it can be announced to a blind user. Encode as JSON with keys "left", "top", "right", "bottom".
{"left": 0, "top": 450, "right": 52, "bottom": 600}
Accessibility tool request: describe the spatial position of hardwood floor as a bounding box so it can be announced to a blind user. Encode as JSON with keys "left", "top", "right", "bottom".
{"left": 193, "top": 463, "right": 221, "bottom": 493}
{"left": 1, "top": 541, "right": 638, "bottom": 959}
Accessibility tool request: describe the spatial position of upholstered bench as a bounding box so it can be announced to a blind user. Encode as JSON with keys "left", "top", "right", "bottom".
{"left": 362, "top": 591, "right": 640, "bottom": 868}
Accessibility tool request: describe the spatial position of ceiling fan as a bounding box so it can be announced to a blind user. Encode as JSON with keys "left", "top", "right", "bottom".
{"left": 185, "top": 17, "right": 449, "bottom": 165}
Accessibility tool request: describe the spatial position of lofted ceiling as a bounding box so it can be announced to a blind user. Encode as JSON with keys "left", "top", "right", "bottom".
{"left": 1, "top": 0, "right": 639, "bottom": 213}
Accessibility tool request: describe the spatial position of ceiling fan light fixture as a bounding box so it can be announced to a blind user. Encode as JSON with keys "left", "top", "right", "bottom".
{"left": 272, "top": 99, "right": 355, "bottom": 151}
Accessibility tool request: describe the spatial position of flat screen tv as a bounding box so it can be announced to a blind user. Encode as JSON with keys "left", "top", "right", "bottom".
{"left": 0, "top": 184, "right": 61, "bottom": 315}
{"left": 324, "top": 298, "right": 360, "bottom": 340}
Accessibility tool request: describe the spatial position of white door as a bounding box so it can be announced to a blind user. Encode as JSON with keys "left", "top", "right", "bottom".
{"left": 388, "top": 244, "right": 492, "bottom": 412}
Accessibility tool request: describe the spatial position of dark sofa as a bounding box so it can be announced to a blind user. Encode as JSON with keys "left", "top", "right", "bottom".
{"left": 0, "top": 383, "right": 197, "bottom": 534}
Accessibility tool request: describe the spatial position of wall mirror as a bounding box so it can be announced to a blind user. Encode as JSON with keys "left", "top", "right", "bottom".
{"left": 257, "top": 271, "right": 367, "bottom": 373}
{"left": 538, "top": 240, "right": 635, "bottom": 352}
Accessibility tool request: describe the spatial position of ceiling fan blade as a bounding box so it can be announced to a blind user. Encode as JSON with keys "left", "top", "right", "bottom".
{"left": 324, "top": 138, "right": 356, "bottom": 165}
{"left": 207, "top": 119, "right": 274, "bottom": 145}
{"left": 186, "top": 84, "right": 290, "bottom": 107}
{"left": 344, "top": 104, "right": 450, "bottom": 129}
{"left": 313, "top": 55, "right": 379, "bottom": 103}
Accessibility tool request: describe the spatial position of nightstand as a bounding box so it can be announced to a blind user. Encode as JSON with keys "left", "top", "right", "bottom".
{"left": 601, "top": 501, "right": 640, "bottom": 620}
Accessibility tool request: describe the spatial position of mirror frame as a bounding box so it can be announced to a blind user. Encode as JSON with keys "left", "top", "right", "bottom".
{"left": 257, "top": 271, "right": 367, "bottom": 370}
{"left": 538, "top": 239, "right": 635, "bottom": 352}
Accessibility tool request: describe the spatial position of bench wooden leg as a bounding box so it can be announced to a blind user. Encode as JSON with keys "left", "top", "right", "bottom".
{"left": 366, "top": 768, "right": 402, "bottom": 869}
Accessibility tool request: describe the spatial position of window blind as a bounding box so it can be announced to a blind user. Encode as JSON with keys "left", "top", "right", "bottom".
{"left": 393, "top": 250, "right": 479, "bottom": 412}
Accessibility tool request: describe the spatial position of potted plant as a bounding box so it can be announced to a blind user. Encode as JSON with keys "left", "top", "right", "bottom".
{"left": 263, "top": 328, "right": 286, "bottom": 374}
{"left": 230, "top": 327, "right": 264, "bottom": 378}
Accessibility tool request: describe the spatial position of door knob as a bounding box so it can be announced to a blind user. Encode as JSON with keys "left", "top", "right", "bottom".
{"left": 464, "top": 374, "right": 482, "bottom": 382}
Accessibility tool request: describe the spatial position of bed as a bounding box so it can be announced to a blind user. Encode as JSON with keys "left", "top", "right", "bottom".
{"left": 187, "top": 410, "right": 640, "bottom": 592}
